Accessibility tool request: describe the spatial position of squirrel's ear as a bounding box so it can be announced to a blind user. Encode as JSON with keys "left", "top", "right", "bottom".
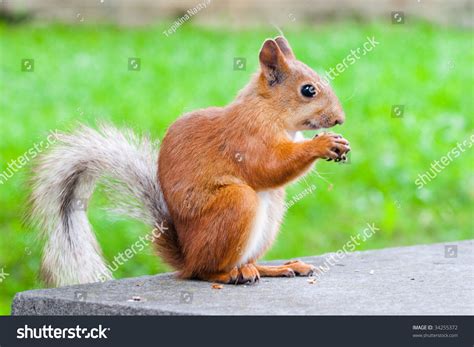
{"left": 275, "top": 36, "right": 295, "bottom": 60}
{"left": 259, "top": 39, "right": 289, "bottom": 86}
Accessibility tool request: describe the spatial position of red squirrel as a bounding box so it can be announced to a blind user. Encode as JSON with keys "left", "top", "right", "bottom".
{"left": 28, "top": 36, "right": 350, "bottom": 286}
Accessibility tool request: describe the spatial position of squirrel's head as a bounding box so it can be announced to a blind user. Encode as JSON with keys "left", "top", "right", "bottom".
{"left": 256, "top": 36, "right": 345, "bottom": 132}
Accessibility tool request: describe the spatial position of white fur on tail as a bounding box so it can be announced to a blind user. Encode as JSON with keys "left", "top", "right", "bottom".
{"left": 28, "top": 124, "right": 169, "bottom": 287}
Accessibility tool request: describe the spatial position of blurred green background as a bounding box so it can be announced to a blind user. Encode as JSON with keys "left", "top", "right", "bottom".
{"left": 0, "top": 19, "right": 473, "bottom": 315}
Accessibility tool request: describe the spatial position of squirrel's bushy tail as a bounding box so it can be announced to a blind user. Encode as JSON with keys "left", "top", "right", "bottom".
{"left": 27, "top": 123, "right": 182, "bottom": 287}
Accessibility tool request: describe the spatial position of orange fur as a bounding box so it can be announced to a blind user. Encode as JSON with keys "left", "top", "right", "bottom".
{"left": 156, "top": 36, "right": 350, "bottom": 284}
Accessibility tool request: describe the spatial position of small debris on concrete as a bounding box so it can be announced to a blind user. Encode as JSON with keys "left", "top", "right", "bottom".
{"left": 212, "top": 284, "right": 223, "bottom": 290}
{"left": 127, "top": 296, "right": 143, "bottom": 302}
{"left": 307, "top": 278, "right": 317, "bottom": 284}
{"left": 369, "top": 270, "right": 375, "bottom": 275}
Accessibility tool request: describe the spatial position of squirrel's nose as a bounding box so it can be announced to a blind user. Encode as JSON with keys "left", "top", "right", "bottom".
{"left": 333, "top": 110, "right": 345, "bottom": 126}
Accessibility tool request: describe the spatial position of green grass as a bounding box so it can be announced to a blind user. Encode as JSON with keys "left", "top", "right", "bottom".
{"left": 0, "top": 20, "right": 473, "bottom": 315}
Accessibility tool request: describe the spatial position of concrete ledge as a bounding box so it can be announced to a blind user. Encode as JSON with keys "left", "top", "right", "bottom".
{"left": 12, "top": 240, "right": 473, "bottom": 315}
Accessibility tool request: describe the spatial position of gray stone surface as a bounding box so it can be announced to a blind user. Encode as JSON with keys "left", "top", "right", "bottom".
{"left": 12, "top": 240, "right": 473, "bottom": 315}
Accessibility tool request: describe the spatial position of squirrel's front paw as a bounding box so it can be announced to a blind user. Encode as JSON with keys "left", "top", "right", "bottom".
{"left": 312, "top": 132, "right": 350, "bottom": 161}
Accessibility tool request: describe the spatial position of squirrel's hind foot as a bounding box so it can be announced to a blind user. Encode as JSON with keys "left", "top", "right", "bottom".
{"left": 255, "top": 260, "right": 316, "bottom": 277}
{"left": 201, "top": 264, "right": 260, "bottom": 285}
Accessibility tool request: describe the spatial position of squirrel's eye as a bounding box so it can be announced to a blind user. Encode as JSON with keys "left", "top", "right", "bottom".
{"left": 301, "top": 84, "right": 316, "bottom": 98}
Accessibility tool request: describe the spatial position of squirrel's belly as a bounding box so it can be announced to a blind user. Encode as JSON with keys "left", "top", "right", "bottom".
{"left": 237, "top": 190, "right": 285, "bottom": 265}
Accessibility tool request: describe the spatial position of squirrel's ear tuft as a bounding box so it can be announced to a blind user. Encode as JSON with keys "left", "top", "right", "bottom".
{"left": 275, "top": 36, "right": 295, "bottom": 60}
{"left": 259, "top": 39, "right": 289, "bottom": 86}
